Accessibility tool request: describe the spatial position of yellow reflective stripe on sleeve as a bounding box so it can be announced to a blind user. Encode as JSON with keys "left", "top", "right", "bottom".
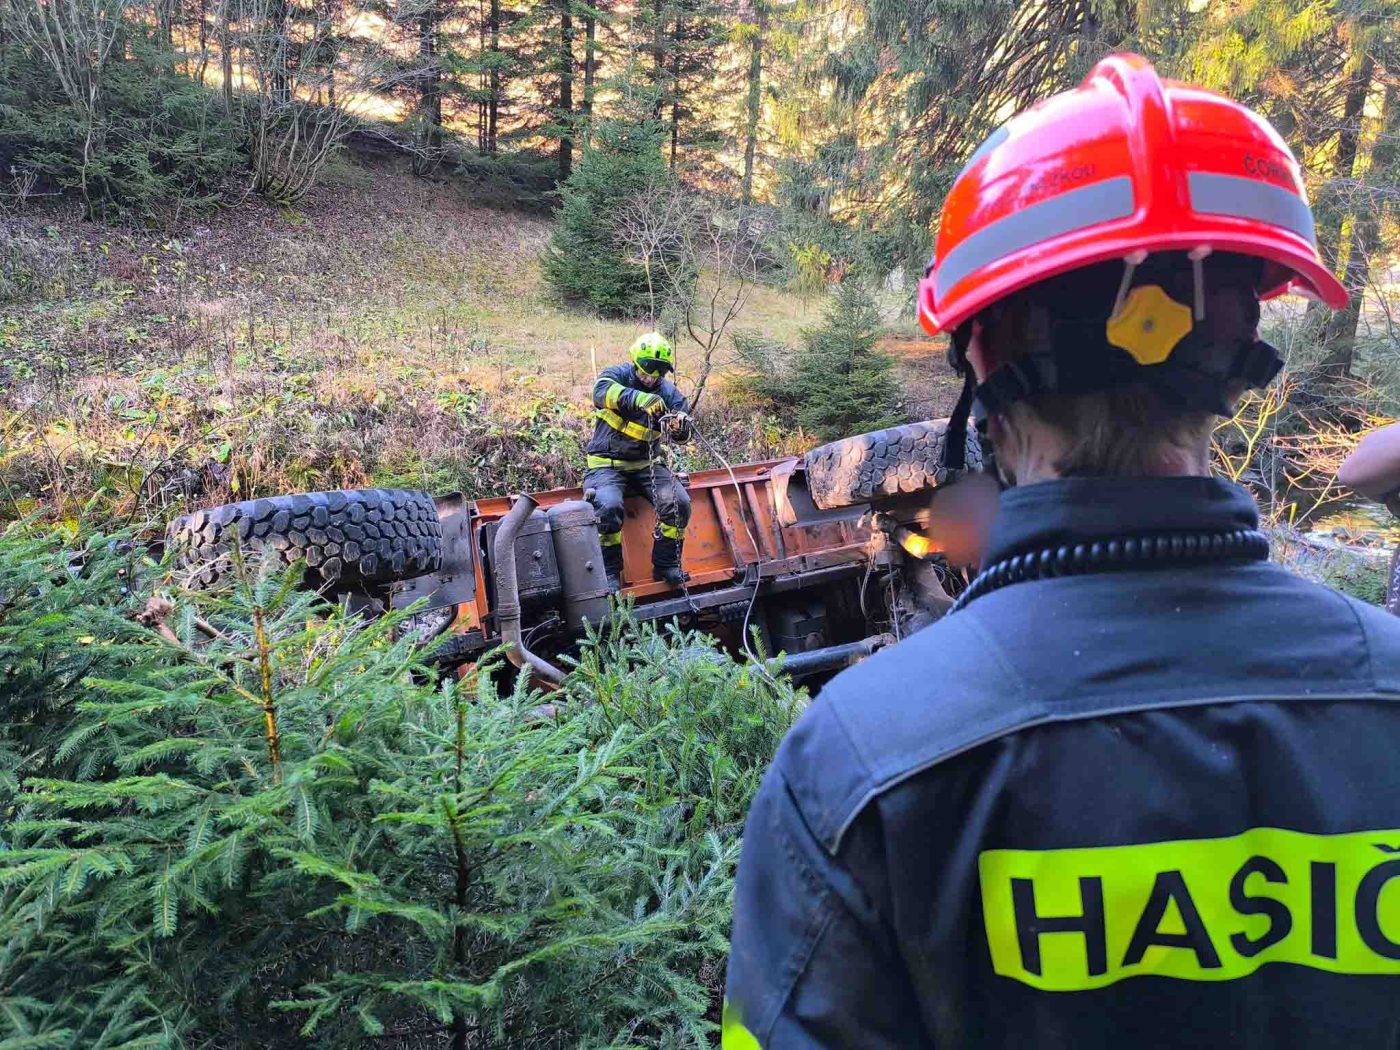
{"left": 585, "top": 454, "right": 652, "bottom": 471}
{"left": 596, "top": 409, "right": 659, "bottom": 442}
{"left": 599, "top": 531, "right": 623, "bottom": 547}
{"left": 979, "top": 825, "right": 1400, "bottom": 992}
{"left": 658, "top": 522, "right": 685, "bottom": 540}
{"left": 604, "top": 382, "right": 625, "bottom": 410}
{"left": 721, "top": 1001, "right": 761, "bottom": 1050}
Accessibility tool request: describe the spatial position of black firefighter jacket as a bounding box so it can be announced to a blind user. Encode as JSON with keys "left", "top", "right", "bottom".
{"left": 584, "top": 363, "right": 689, "bottom": 465}
{"left": 724, "top": 475, "right": 1400, "bottom": 1049}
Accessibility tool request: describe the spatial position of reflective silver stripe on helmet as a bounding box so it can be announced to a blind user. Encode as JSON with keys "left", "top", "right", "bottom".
{"left": 933, "top": 176, "right": 1136, "bottom": 300}
{"left": 957, "top": 124, "right": 1011, "bottom": 182}
{"left": 1187, "top": 172, "right": 1317, "bottom": 246}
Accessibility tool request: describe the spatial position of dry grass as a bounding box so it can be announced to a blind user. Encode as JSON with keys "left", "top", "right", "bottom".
{"left": 0, "top": 151, "right": 828, "bottom": 531}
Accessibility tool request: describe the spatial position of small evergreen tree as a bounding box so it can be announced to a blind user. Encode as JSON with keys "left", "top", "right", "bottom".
{"left": 737, "top": 281, "right": 904, "bottom": 440}
{"left": 0, "top": 526, "right": 802, "bottom": 1046}
{"left": 541, "top": 111, "right": 674, "bottom": 316}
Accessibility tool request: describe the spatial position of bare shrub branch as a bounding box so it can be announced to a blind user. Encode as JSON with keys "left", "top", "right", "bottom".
{"left": 612, "top": 180, "right": 772, "bottom": 408}
{"left": 233, "top": 0, "right": 434, "bottom": 203}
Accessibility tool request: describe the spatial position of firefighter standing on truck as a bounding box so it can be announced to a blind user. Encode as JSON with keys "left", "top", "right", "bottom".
{"left": 724, "top": 54, "right": 1400, "bottom": 1048}
{"left": 585, "top": 332, "right": 692, "bottom": 589}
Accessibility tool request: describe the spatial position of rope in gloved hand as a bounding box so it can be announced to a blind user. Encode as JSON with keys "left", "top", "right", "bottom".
{"left": 655, "top": 411, "right": 778, "bottom": 679}
{"left": 646, "top": 421, "right": 700, "bottom": 618}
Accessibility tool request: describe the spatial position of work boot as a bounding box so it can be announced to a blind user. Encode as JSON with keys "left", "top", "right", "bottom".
{"left": 651, "top": 533, "right": 686, "bottom": 587}
{"left": 602, "top": 542, "right": 624, "bottom": 593}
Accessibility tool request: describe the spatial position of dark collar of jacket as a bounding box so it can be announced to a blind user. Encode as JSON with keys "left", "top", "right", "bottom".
{"left": 780, "top": 472, "right": 1400, "bottom": 856}
{"left": 982, "top": 474, "right": 1260, "bottom": 565}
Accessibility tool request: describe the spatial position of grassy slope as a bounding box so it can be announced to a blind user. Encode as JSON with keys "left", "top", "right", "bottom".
{"left": 3, "top": 151, "right": 910, "bottom": 529}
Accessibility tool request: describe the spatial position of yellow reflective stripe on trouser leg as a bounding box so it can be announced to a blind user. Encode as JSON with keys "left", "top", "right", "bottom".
{"left": 599, "top": 531, "right": 623, "bottom": 547}
{"left": 722, "top": 1001, "right": 761, "bottom": 1050}
{"left": 658, "top": 522, "right": 685, "bottom": 540}
{"left": 596, "top": 409, "right": 659, "bottom": 441}
{"left": 586, "top": 454, "right": 651, "bottom": 471}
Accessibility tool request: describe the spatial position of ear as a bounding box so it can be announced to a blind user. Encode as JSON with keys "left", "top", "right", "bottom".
{"left": 965, "top": 319, "right": 992, "bottom": 382}
{"left": 985, "top": 411, "right": 1012, "bottom": 448}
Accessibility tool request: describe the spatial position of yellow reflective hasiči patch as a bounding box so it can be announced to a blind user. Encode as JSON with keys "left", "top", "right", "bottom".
{"left": 721, "top": 1000, "right": 762, "bottom": 1050}
{"left": 1105, "top": 284, "right": 1193, "bottom": 366}
{"left": 980, "top": 826, "right": 1400, "bottom": 991}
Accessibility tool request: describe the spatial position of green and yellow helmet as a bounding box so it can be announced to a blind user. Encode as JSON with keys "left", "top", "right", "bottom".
{"left": 629, "top": 332, "right": 675, "bottom": 376}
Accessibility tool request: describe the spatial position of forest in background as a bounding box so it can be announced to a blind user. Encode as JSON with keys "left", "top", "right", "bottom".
{"left": 4, "top": 0, "right": 1398, "bottom": 329}
{"left": 2, "top": 0, "right": 1400, "bottom": 532}
{"left": 4, "top": 0, "right": 1400, "bottom": 1045}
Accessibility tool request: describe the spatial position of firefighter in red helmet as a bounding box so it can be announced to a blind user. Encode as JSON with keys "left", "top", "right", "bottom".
{"left": 725, "top": 54, "right": 1400, "bottom": 1049}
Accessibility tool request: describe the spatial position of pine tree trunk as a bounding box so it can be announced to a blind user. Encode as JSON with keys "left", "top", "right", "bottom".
{"left": 195, "top": 0, "right": 211, "bottom": 83}
{"left": 1324, "top": 82, "right": 1398, "bottom": 356}
{"left": 157, "top": 0, "right": 174, "bottom": 47}
{"left": 477, "top": 4, "right": 488, "bottom": 153}
{"left": 740, "top": 2, "right": 766, "bottom": 205}
{"left": 417, "top": 1, "right": 442, "bottom": 173}
{"left": 652, "top": 0, "right": 664, "bottom": 119}
{"left": 269, "top": 0, "right": 291, "bottom": 104}
{"left": 488, "top": 0, "right": 501, "bottom": 154}
{"left": 558, "top": 0, "right": 574, "bottom": 182}
{"left": 668, "top": 9, "right": 681, "bottom": 167}
{"left": 1321, "top": 51, "right": 1376, "bottom": 271}
{"left": 582, "top": 8, "right": 596, "bottom": 140}
{"left": 1317, "top": 48, "right": 1377, "bottom": 377}
{"left": 219, "top": 0, "right": 234, "bottom": 111}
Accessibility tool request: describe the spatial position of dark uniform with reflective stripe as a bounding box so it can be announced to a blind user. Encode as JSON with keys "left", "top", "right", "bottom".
{"left": 725, "top": 476, "right": 1400, "bottom": 1048}
{"left": 584, "top": 363, "right": 691, "bottom": 556}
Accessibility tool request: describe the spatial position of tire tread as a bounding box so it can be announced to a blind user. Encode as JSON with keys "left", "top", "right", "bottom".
{"left": 167, "top": 488, "right": 442, "bottom": 589}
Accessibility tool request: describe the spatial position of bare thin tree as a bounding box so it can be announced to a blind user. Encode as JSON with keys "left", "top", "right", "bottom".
{"left": 233, "top": 0, "right": 431, "bottom": 203}
{"left": 613, "top": 178, "right": 770, "bottom": 408}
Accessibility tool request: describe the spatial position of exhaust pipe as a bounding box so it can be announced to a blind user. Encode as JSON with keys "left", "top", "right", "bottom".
{"left": 769, "top": 634, "right": 893, "bottom": 678}
{"left": 493, "top": 494, "right": 566, "bottom": 684}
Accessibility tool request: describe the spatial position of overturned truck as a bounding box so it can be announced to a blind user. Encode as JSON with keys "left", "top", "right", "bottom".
{"left": 167, "top": 419, "right": 982, "bottom": 683}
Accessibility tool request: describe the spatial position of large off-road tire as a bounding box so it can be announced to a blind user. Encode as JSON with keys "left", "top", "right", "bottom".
{"left": 804, "top": 418, "right": 983, "bottom": 510}
{"left": 167, "top": 488, "right": 443, "bottom": 590}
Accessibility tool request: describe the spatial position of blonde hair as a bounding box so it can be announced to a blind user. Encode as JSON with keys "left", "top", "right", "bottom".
{"left": 1004, "top": 387, "right": 1219, "bottom": 477}
{"left": 979, "top": 257, "right": 1259, "bottom": 478}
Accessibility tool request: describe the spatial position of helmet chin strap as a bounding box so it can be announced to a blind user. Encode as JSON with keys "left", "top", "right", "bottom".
{"left": 940, "top": 323, "right": 980, "bottom": 474}
{"left": 944, "top": 370, "right": 977, "bottom": 471}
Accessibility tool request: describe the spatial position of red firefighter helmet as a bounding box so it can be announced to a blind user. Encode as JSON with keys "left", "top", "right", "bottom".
{"left": 917, "top": 53, "right": 1347, "bottom": 338}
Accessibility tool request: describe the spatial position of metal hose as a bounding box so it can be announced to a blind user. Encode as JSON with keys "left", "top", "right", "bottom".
{"left": 492, "top": 494, "right": 566, "bottom": 684}
{"left": 769, "top": 634, "right": 893, "bottom": 678}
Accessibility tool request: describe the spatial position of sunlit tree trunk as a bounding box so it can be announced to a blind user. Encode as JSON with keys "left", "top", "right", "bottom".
{"left": 1324, "top": 83, "right": 1398, "bottom": 358}
{"left": 582, "top": 3, "right": 595, "bottom": 142}
{"left": 668, "top": 8, "right": 681, "bottom": 166}
{"left": 219, "top": 0, "right": 234, "bottom": 110}
{"left": 488, "top": 0, "right": 500, "bottom": 153}
{"left": 558, "top": 0, "right": 574, "bottom": 181}
{"left": 1317, "top": 47, "right": 1376, "bottom": 376}
{"left": 740, "top": 1, "right": 766, "bottom": 205}
{"left": 269, "top": 0, "right": 290, "bottom": 104}
{"left": 652, "top": 0, "right": 663, "bottom": 118}
{"left": 157, "top": 0, "right": 174, "bottom": 46}
{"left": 195, "top": 0, "right": 212, "bottom": 82}
{"left": 416, "top": 0, "right": 442, "bottom": 174}
{"left": 476, "top": 0, "right": 487, "bottom": 152}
